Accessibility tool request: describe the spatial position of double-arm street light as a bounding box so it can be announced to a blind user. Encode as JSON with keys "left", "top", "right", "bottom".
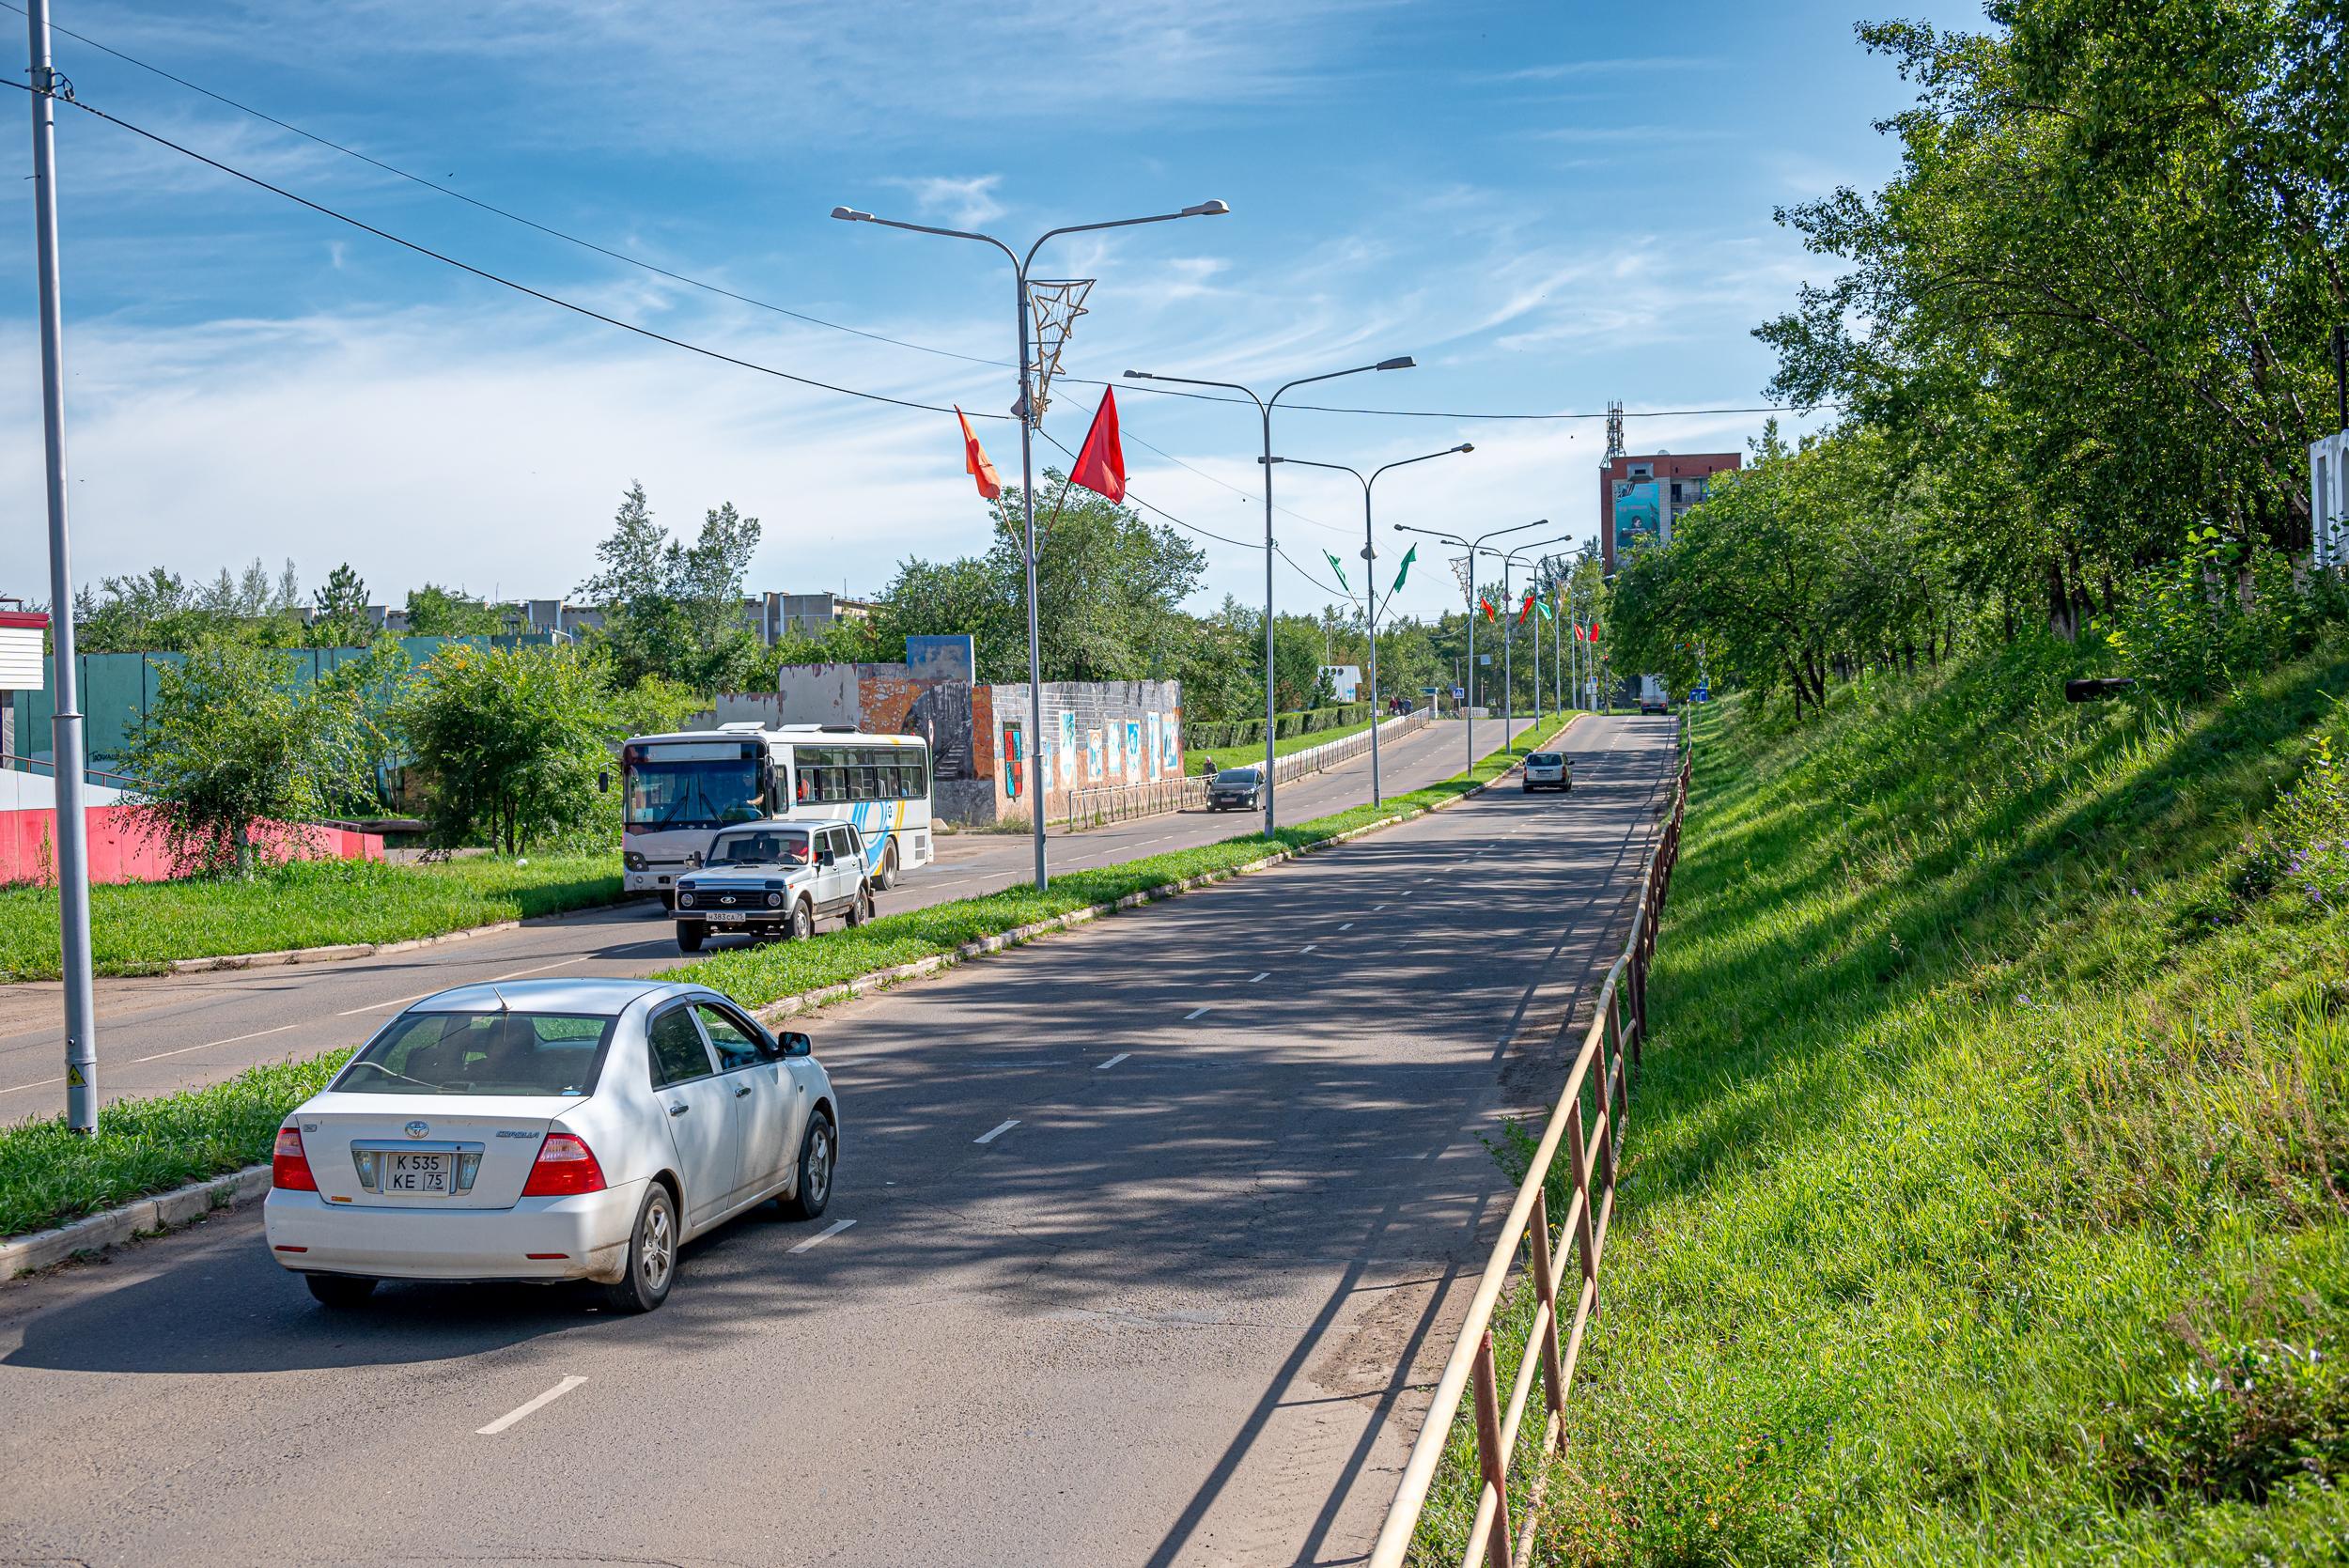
{"left": 1482, "top": 536, "right": 1574, "bottom": 748}
{"left": 1261, "top": 443, "right": 1472, "bottom": 804}
{"left": 1124, "top": 357, "right": 1417, "bottom": 840}
{"left": 1392, "top": 517, "right": 1550, "bottom": 771}
{"left": 832, "top": 197, "right": 1229, "bottom": 891}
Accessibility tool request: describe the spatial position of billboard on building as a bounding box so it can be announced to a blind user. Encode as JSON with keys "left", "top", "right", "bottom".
{"left": 1612, "top": 479, "right": 1661, "bottom": 558}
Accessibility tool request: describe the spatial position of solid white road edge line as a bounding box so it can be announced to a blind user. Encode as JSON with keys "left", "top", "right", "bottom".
{"left": 476, "top": 1375, "right": 587, "bottom": 1436}
{"left": 974, "top": 1119, "right": 1019, "bottom": 1144}
{"left": 132, "top": 1020, "right": 303, "bottom": 1064}
{"left": 788, "top": 1218, "right": 857, "bottom": 1254}
{"left": 1097, "top": 1052, "right": 1130, "bottom": 1070}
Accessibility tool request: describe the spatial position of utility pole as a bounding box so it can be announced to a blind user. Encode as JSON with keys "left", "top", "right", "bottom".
{"left": 26, "top": 0, "right": 98, "bottom": 1133}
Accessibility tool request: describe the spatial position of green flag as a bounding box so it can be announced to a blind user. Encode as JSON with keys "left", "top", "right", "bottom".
{"left": 1536, "top": 598, "right": 1554, "bottom": 622}
{"left": 1391, "top": 542, "right": 1417, "bottom": 594}
{"left": 1322, "top": 550, "right": 1350, "bottom": 593}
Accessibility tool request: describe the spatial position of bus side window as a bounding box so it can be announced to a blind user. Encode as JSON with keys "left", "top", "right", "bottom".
{"left": 855, "top": 750, "right": 882, "bottom": 800}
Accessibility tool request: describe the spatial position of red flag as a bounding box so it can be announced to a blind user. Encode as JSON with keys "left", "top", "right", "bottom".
{"left": 1068, "top": 387, "right": 1126, "bottom": 502}
{"left": 1517, "top": 590, "right": 1535, "bottom": 625}
{"left": 1480, "top": 597, "right": 1499, "bottom": 623}
{"left": 956, "top": 406, "right": 1002, "bottom": 501}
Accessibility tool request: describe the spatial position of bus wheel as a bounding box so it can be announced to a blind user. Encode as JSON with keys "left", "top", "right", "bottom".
{"left": 878, "top": 843, "right": 900, "bottom": 891}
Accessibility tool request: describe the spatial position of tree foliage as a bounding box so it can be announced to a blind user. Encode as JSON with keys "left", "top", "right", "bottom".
{"left": 119, "top": 641, "right": 386, "bottom": 875}
{"left": 576, "top": 482, "right": 764, "bottom": 694}
{"left": 397, "top": 644, "right": 614, "bottom": 855}
{"left": 404, "top": 584, "right": 506, "bottom": 638}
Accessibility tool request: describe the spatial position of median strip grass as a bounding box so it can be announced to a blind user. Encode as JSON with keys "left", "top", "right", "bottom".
{"left": 0, "top": 724, "right": 1567, "bottom": 1245}
{"left": 0, "top": 852, "right": 626, "bottom": 983}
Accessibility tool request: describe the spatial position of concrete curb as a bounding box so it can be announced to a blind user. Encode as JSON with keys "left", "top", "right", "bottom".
{"left": 752, "top": 717, "right": 1579, "bottom": 1027}
{"left": 164, "top": 895, "right": 650, "bottom": 975}
{"left": 3, "top": 1162, "right": 270, "bottom": 1279}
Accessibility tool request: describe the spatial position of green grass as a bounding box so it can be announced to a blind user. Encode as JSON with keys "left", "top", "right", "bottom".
{"left": 1408, "top": 640, "right": 2349, "bottom": 1565}
{"left": 0, "top": 722, "right": 1571, "bottom": 1242}
{"left": 0, "top": 1051, "right": 350, "bottom": 1240}
{"left": 0, "top": 852, "right": 627, "bottom": 982}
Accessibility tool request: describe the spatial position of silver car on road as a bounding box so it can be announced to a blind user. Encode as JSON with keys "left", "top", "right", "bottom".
{"left": 262, "top": 978, "right": 839, "bottom": 1314}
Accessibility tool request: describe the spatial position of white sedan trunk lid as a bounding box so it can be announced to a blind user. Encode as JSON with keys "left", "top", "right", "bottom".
{"left": 293, "top": 1093, "right": 565, "bottom": 1210}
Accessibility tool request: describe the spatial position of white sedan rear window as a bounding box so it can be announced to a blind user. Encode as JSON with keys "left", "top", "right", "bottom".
{"left": 336, "top": 1012, "right": 615, "bottom": 1096}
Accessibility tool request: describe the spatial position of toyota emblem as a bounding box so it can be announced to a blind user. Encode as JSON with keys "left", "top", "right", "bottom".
{"left": 404, "top": 1120, "right": 429, "bottom": 1140}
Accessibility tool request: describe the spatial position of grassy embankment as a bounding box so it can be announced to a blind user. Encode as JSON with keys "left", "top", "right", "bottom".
{"left": 1, "top": 724, "right": 1568, "bottom": 1242}
{"left": 0, "top": 853, "right": 625, "bottom": 983}
{"left": 1410, "top": 641, "right": 2349, "bottom": 1565}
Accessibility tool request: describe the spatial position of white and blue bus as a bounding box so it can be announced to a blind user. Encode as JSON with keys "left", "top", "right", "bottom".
{"left": 619, "top": 722, "right": 934, "bottom": 906}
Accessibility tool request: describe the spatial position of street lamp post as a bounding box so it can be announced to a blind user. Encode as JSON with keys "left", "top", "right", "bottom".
{"left": 1262, "top": 443, "right": 1471, "bottom": 804}
{"left": 25, "top": 0, "right": 97, "bottom": 1132}
{"left": 832, "top": 196, "right": 1227, "bottom": 891}
{"left": 1393, "top": 518, "right": 1550, "bottom": 772}
{"left": 1480, "top": 536, "right": 1573, "bottom": 751}
{"left": 1126, "top": 359, "right": 1416, "bottom": 840}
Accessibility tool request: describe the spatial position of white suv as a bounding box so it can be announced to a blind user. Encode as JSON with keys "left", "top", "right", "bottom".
{"left": 1522, "top": 751, "right": 1572, "bottom": 793}
{"left": 672, "top": 823, "right": 872, "bottom": 952}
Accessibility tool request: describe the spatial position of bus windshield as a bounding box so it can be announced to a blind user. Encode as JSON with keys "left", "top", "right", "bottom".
{"left": 626, "top": 757, "right": 764, "bottom": 831}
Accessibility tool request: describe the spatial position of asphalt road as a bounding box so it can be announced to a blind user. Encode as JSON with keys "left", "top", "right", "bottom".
{"left": 0, "top": 714, "right": 1676, "bottom": 1568}
{"left": 0, "top": 714, "right": 1530, "bottom": 1114}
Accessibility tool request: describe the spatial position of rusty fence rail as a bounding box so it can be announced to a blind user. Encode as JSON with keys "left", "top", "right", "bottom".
{"left": 1365, "top": 716, "right": 1693, "bottom": 1568}
{"left": 1064, "top": 707, "right": 1433, "bottom": 832}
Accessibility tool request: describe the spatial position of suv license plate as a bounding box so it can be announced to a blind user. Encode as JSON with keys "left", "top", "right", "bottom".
{"left": 707, "top": 911, "right": 748, "bottom": 923}
{"left": 385, "top": 1153, "right": 451, "bottom": 1194}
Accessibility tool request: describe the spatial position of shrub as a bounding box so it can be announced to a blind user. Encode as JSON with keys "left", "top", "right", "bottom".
{"left": 2241, "top": 735, "right": 2349, "bottom": 910}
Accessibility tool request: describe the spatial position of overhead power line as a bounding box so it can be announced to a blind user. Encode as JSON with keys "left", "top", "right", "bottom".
{"left": 1032, "top": 427, "right": 1351, "bottom": 599}
{"left": 10, "top": 82, "right": 1011, "bottom": 420}
{"left": 0, "top": 0, "right": 1005, "bottom": 372}
{"left": 7, "top": 3, "right": 1832, "bottom": 429}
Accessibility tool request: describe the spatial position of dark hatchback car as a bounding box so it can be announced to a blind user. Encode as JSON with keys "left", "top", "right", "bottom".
{"left": 1207, "top": 766, "right": 1266, "bottom": 812}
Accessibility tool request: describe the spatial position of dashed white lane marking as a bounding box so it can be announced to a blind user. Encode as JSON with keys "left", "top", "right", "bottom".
{"left": 1373, "top": 904, "right": 1389, "bottom": 911}
{"left": 1184, "top": 1006, "right": 1213, "bottom": 1020}
{"left": 1249, "top": 972, "right": 1269, "bottom": 983}
{"left": 1097, "top": 1052, "right": 1131, "bottom": 1071}
{"left": 1398, "top": 891, "right": 1413, "bottom": 898}
{"left": 1338, "top": 923, "right": 1354, "bottom": 931}
{"left": 974, "top": 1119, "right": 1020, "bottom": 1144}
{"left": 788, "top": 1218, "right": 857, "bottom": 1254}
{"left": 476, "top": 1375, "right": 586, "bottom": 1436}
{"left": 132, "top": 1021, "right": 303, "bottom": 1064}
{"left": 1299, "top": 944, "right": 1319, "bottom": 955}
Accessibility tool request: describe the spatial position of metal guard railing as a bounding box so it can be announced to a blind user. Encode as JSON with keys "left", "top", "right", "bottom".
{"left": 1366, "top": 718, "right": 1693, "bottom": 1568}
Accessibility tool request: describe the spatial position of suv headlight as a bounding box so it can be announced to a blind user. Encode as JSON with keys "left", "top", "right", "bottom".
{"left": 677, "top": 891, "right": 695, "bottom": 908}
{"left": 767, "top": 892, "right": 784, "bottom": 908}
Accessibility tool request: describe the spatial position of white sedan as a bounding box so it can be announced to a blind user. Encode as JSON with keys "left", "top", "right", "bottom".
{"left": 262, "top": 978, "right": 838, "bottom": 1312}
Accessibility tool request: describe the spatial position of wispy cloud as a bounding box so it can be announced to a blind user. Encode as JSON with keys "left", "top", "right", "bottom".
{"left": 1491, "top": 55, "right": 1724, "bottom": 81}
{"left": 884, "top": 175, "right": 1006, "bottom": 230}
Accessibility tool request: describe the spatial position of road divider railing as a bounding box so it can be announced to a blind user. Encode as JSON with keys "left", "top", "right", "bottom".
{"left": 1065, "top": 707, "right": 1434, "bottom": 831}
{"left": 1365, "top": 718, "right": 1691, "bottom": 1568}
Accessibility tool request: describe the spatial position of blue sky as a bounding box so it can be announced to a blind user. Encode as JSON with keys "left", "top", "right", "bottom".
{"left": 0, "top": 0, "right": 1983, "bottom": 628}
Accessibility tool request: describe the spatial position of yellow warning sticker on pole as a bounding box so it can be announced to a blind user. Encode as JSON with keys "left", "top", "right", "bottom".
{"left": 66, "top": 1064, "right": 85, "bottom": 1086}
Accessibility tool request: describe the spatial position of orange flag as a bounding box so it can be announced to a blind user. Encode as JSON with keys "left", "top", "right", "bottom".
{"left": 956, "top": 406, "right": 1002, "bottom": 501}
